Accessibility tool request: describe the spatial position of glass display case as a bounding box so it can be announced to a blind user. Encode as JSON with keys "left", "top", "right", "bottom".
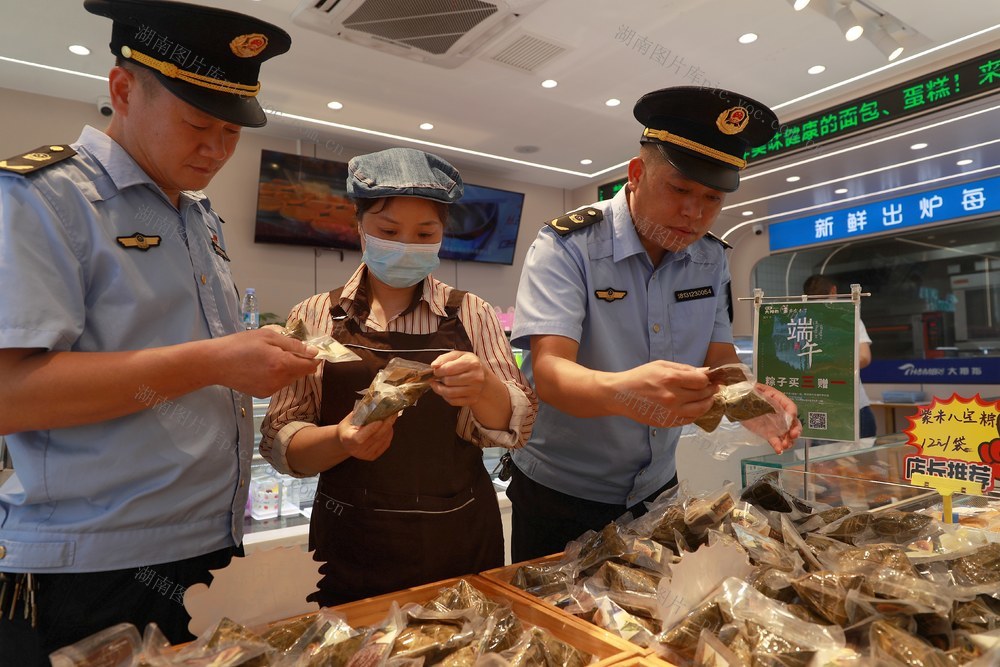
{"left": 244, "top": 398, "right": 316, "bottom": 540}
{"left": 742, "top": 436, "right": 927, "bottom": 510}
{"left": 741, "top": 437, "right": 1000, "bottom": 533}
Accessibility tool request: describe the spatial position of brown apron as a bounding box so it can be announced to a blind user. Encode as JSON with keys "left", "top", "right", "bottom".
{"left": 308, "top": 282, "right": 503, "bottom": 606}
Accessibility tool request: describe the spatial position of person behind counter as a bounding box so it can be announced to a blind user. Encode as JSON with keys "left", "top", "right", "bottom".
{"left": 261, "top": 147, "right": 538, "bottom": 606}
{"left": 0, "top": 1, "right": 318, "bottom": 663}
{"left": 803, "top": 274, "right": 876, "bottom": 438}
{"left": 509, "top": 86, "right": 802, "bottom": 561}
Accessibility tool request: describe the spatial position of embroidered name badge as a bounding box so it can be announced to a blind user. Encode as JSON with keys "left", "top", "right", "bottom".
{"left": 595, "top": 287, "right": 627, "bottom": 302}
{"left": 675, "top": 286, "right": 715, "bottom": 302}
{"left": 116, "top": 233, "right": 161, "bottom": 251}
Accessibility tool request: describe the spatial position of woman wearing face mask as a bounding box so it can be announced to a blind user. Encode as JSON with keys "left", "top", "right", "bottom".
{"left": 260, "top": 148, "right": 537, "bottom": 605}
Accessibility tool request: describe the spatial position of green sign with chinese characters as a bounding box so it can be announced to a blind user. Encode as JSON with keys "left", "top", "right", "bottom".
{"left": 597, "top": 177, "right": 628, "bottom": 201}
{"left": 755, "top": 300, "right": 859, "bottom": 441}
{"left": 747, "top": 48, "right": 1000, "bottom": 163}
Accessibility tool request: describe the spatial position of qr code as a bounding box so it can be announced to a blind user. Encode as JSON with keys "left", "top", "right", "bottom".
{"left": 807, "top": 412, "right": 828, "bottom": 430}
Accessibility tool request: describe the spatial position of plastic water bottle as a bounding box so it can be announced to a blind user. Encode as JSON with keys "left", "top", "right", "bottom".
{"left": 241, "top": 288, "right": 259, "bottom": 330}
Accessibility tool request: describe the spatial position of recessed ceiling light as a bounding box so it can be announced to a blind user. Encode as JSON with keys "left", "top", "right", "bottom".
{"left": 419, "top": 122, "right": 434, "bottom": 130}
{"left": 739, "top": 33, "right": 758, "bottom": 44}
{"left": 742, "top": 211, "right": 754, "bottom": 216}
{"left": 956, "top": 158, "right": 973, "bottom": 166}
{"left": 68, "top": 45, "right": 90, "bottom": 56}
{"left": 541, "top": 79, "right": 558, "bottom": 88}
{"left": 326, "top": 101, "right": 343, "bottom": 110}
{"left": 910, "top": 142, "right": 928, "bottom": 150}
{"left": 605, "top": 98, "right": 621, "bottom": 107}
{"left": 807, "top": 65, "right": 826, "bottom": 75}
{"left": 793, "top": 0, "right": 810, "bottom": 9}
{"left": 580, "top": 159, "right": 593, "bottom": 165}
{"left": 786, "top": 175, "right": 801, "bottom": 182}
{"left": 834, "top": 187, "right": 849, "bottom": 194}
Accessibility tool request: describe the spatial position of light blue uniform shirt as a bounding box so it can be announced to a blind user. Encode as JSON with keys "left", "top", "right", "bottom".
{"left": 0, "top": 126, "right": 252, "bottom": 572}
{"left": 511, "top": 187, "right": 733, "bottom": 506}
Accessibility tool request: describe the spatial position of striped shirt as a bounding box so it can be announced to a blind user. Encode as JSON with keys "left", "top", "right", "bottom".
{"left": 260, "top": 265, "right": 537, "bottom": 476}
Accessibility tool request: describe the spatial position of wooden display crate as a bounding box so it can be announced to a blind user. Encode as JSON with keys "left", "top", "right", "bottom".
{"left": 330, "top": 574, "right": 640, "bottom": 666}
{"left": 608, "top": 654, "right": 679, "bottom": 667}
{"left": 482, "top": 558, "right": 685, "bottom": 667}
{"left": 480, "top": 552, "right": 566, "bottom": 589}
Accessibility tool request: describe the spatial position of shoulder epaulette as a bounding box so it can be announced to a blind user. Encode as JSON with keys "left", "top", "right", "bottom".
{"left": 545, "top": 206, "right": 604, "bottom": 236}
{"left": 0, "top": 145, "right": 76, "bottom": 175}
{"left": 705, "top": 232, "right": 732, "bottom": 249}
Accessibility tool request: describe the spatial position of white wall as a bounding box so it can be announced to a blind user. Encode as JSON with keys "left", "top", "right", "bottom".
{"left": 0, "top": 87, "right": 567, "bottom": 320}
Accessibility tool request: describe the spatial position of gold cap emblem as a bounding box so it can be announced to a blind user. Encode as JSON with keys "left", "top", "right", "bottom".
{"left": 230, "top": 34, "right": 268, "bottom": 58}
{"left": 716, "top": 106, "right": 750, "bottom": 135}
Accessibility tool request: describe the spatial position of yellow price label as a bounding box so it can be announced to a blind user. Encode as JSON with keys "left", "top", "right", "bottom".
{"left": 903, "top": 393, "right": 1000, "bottom": 492}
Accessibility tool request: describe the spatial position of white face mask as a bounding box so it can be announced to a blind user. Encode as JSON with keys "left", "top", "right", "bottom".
{"left": 361, "top": 231, "right": 441, "bottom": 288}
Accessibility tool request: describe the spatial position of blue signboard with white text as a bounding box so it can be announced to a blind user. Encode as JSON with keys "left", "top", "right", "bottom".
{"left": 862, "top": 358, "right": 1000, "bottom": 385}
{"left": 769, "top": 175, "right": 1000, "bottom": 252}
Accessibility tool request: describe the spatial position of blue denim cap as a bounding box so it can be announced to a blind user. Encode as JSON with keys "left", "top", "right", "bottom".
{"left": 347, "top": 148, "right": 464, "bottom": 203}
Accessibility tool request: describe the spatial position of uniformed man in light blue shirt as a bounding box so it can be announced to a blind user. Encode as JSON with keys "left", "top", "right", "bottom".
{"left": 509, "top": 86, "right": 802, "bottom": 561}
{"left": 0, "top": 1, "right": 319, "bottom": 662}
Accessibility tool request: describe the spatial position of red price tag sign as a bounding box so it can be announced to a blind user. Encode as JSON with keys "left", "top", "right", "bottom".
{"left": 903, "top": 394, "right": 1000, "bottom": 493}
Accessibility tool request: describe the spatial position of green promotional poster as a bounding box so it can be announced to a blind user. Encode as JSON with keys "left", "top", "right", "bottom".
{"left": 755, "top": 300, "right": 859, "bottom": 441}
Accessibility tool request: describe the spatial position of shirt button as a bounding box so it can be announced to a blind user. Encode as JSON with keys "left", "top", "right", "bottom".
{"left": 241, "top": 407, "right": 246, "bottom": 417}
{"left": 652, "top": 429, "right": 658, "bottom": 436}
{"left": 201, "top": 274, "right": 207, "bottom": 285}
{"left": 652, "top": 324, "right": 661, "bottom": 333}
{"left": 240, "top": 479, "right": 246, "bottom": 488}
{"left": 0, "top": 545, "right": 6, "bottom": 559}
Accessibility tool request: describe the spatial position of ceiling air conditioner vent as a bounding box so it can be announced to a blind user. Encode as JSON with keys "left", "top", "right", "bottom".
{"left": 292, "top": 0, "right": 544, "bottom": 69}
{"left": 488, "top": 32, "right": 567, "bottom": 73}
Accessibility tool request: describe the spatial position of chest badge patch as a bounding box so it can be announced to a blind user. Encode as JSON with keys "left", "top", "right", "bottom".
{"left": 117, "top": 233, "right": 161, "bottom": 251}
{"left": 675, "top": 285, "right": 715, "bottom": 302}
{"left": 595, "top": 287, "right": 627, "bottom": 302}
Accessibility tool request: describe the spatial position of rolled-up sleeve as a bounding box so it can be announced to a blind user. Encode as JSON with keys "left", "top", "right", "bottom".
{"left": 458, "top": 293, "right": 537, "bottom": 449}
{"left": 259, "top": 298, "right": 325, "bottom": 476}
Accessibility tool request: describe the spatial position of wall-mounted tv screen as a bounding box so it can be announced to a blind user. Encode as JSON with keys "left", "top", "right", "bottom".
{"left": 254, "top": 150, "right": 525, "bottom": 265}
